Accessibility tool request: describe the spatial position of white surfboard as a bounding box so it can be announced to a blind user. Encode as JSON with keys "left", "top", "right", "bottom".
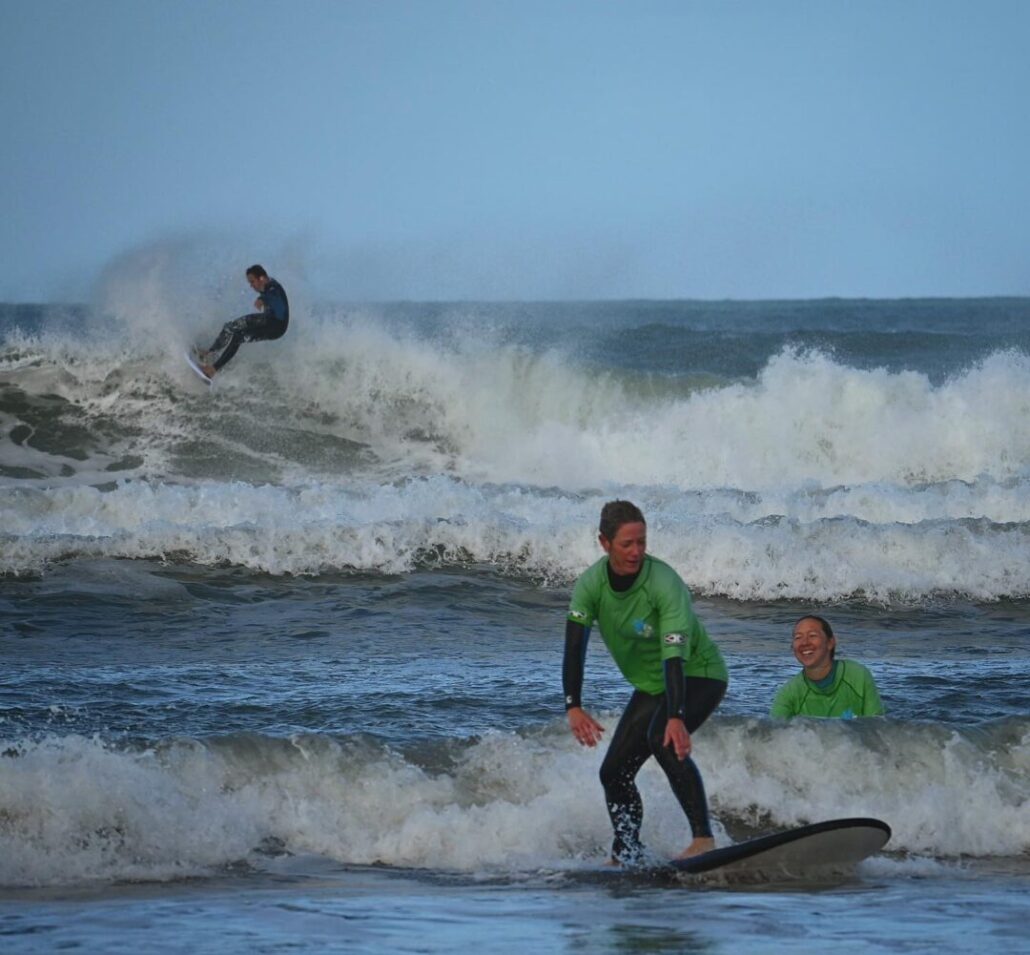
{"left": 668, "top": 817, "right": 891, "bottom": 877}
{"left": 184, "top": 350, "right": 212, "bottom": 385}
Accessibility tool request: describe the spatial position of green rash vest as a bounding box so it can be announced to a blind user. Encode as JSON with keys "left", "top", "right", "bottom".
{"left": 770, "top": 659, "right": 885, "bottom": 719}
{"left": 567, "top": 555, "right": 727, "bottom": 695}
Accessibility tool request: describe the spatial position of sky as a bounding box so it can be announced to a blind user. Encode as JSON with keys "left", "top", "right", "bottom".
{"left": 3, "top": 0, "right": 1030, "bottom": 302}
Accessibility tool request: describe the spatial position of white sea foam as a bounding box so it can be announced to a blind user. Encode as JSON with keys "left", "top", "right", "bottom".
{"left": 6, "top": 309, "right": 1030, "bottom": 493}
{"left": 1, "top": 718, "right": 1026, "bottom": 887}
{"left": 703, "top": 718, "right": 1030, "bottom": 857}
{"left": 3, "top": 476, "right": 1029, "bottom": 601}
{"left": 270, "top": 319, "right": 1030, "bottom": 492}
{"left": 4, "top": 306, "right": 1030, "bottom": 599}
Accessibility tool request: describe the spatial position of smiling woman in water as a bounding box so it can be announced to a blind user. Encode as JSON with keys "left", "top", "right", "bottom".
{"left": 770, "top": 615, "right": 885, "bottom": 719}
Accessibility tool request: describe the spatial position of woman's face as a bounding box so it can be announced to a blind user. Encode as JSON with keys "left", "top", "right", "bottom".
{"left": 792, "top": 617, "right": 835, "bottom": 677}
{"left": 600, "top": 521, "right": 647, "bottom": 576}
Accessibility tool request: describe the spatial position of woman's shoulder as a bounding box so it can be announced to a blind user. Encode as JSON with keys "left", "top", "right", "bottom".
{"left": 839, "top": 660, "right": 883, "bottom": 697}
{"left": 642, "top": 555, "right": 687, "bottom": 585}
{"left": 777, "top": 670, "right": 808, "bottom": 692}
{"left": 770, "top": 671, "right": 807, "bottom": 716}
{"left": 839, "top": 659, "right": 877, "bottom": 679}
{"left": 574, "top": 556, "right": 609, "bottom": 588}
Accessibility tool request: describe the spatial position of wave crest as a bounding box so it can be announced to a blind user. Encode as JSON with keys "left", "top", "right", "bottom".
{"left": 2, "top": 719, "right": 1026, "bottom": 886}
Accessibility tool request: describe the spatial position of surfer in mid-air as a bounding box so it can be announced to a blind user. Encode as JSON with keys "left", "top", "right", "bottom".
{"left": 196, "top": 265, "right": 289, "bottom": 378}
{"left": 562, "top": 500, "right": 729, "bottom": 864}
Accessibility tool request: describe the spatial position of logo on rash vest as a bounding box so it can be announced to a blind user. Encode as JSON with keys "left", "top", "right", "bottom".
{"left": 633, "top": 620, "right": 654, "bottom": 639}
{"left": 663, "top": 632, "right": 685, "bottom": 646}
{"left": 569, "top": 609, "right": 589, "bottom": 623}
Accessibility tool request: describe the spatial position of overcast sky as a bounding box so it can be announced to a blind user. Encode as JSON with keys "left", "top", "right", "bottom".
{"left": 3, "top": 0, "right": 1029, "bottom": 302}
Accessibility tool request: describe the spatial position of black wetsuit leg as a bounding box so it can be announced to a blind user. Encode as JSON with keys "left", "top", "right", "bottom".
{"left": 599, "top": 677, "right": 726, "bottom": 861}
{"left": 210, "top": 312, "right": 288, "bottom": 371}
{"left": 650, "top": 677, "right": 726, "bottom": 840}
{"left": 599, "top": 690, "right": 660, "bottom": 862}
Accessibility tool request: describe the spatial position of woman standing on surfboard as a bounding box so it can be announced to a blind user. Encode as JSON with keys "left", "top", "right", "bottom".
{"left": 197, "top": 265, "right": 289, "bottom": 378}
{"left": 563, "top": 500, "right": 728, "bottom": 864}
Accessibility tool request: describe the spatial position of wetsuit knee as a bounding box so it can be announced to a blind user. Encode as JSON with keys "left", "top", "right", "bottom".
{"left": 599, "top": 755, "right": 626, "bottom": 792}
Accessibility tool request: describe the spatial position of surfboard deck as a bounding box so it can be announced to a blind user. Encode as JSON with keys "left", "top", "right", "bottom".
{"left": 184, "top": 350, "right": 212, "bottom": 385}
{"left": 668, "top": 817, "right": 890, "bottom": 876}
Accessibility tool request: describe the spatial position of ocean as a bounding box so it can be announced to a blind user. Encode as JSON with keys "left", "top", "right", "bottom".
{"left": 1, "top": 294, "right": 1029, "bottom": 953}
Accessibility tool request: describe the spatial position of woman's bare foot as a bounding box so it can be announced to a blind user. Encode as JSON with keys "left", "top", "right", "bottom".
{"left": 677, "top": 837, "right": 716, "bottom": 859}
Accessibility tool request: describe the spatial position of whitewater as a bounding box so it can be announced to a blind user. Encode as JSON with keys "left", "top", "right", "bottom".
{"left": 3, "top": 297, "right": 1030, "bottom": 603}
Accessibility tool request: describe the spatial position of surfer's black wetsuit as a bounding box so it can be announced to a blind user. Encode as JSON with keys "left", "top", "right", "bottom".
{"left": 563, "top": 563, "right": 726, "bottom": 863}
{"left": 210, "top": 278, "right": 289, "bottom": 371}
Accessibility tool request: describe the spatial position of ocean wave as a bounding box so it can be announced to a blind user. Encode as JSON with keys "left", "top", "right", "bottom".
{"left": 5, "top": 304, "right": 1030, "bottom": 601}
{"left": 3, "top": 477, "right": 1030, "bottom": 602}
{"left": 3, "top": 308, "right": 1030, "bottom": 492}
{"left": 1, "top": 718, "right": 1026, "bottom": 887}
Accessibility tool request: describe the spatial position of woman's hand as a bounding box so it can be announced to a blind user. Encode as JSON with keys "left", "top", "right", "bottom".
{"left": 663, "top": 717, "right": 692, "bottom": 760}
{"left": 567, "top": 707, "right": 605, "bottom": 747}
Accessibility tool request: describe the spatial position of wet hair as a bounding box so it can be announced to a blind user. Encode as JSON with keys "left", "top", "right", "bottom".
{"left": 246, "top": 264, "right": 268, "bottom": 279}
{"left": 599, "top": 500, "right": 646, "bottom": 542}
{"left": 794, "top": 614, "right": 836, "bottom": 658}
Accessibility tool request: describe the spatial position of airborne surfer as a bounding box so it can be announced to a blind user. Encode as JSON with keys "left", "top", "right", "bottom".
{"left": 196, "top": 265, "right": 289, "bottom": 378}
